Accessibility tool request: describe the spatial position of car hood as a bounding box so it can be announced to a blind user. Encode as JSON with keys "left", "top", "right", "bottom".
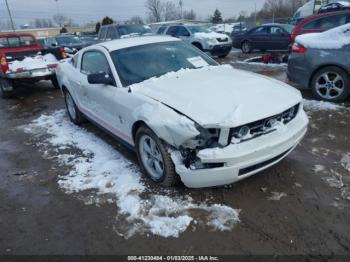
{"left": 194, "top": 32, "right": 230, "bottom": 40}
{"left": 133, "top": 65, "right": 302, "bottom": 128}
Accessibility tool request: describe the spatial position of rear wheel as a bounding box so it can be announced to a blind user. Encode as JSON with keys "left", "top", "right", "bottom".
{"left": 311, "top": 66, "right": 350, "bottom": 102}
{"left": 64, "top": 90, "right": 85, "bottom": 125}
{"left": 0, "top": 78, "right": 13, "bottom": 99}
{"left": 241, "top": 41, "right": 252, "bottom": 54}
{"left": 135, "top": 126, "right": 179, "bottom": 187}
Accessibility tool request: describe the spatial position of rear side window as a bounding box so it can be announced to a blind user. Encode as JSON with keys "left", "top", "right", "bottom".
{"left": 0, "top": 36, "right": 36, "bottom": 48}
{"left": 0, "top": 37, "right": 8, "bottom": 48}
{"left": 303, "top": 14, "right": 349, "bottom": 30}
{"left": 81, "top": 51, "right": 110, "bottom": 74}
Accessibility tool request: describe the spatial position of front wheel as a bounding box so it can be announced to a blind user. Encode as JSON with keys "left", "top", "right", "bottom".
{"left": 135, "top": 126, "right": 179, "bottom": 187}
{"left": 241, "top": 41, "right": 252, "bottom": 54}
{"left": 51, "top": 76, "right": 60, "bottom": 89}
{"left": 64, "top": 90, "right": 85, "bottom": 125}
{"left": 311, "top": 66, "right": 350, "bottom": 102}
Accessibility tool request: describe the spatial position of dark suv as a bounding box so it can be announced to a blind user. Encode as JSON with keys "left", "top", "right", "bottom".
{"left": 291, "top": 10, "right": 350, "bottom": 42}
{"left": 98, "top": 24, "right": 153, "bottom": 42}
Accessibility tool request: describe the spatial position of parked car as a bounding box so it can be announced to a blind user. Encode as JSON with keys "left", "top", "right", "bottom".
{"left": 319, "top": 1, "right": 350, "bottom": 13}
{"left": 37, "top": 37, "right": 68, "bottom": 60}
{"left": 288, "top": 24, "right": 350, "bottom": 102}
{"left": 56, "top": 36, "right": 308, "bottom": 188}
{"left": 290, "top": 10, "right": 350, "bottom": 43}
{"left": 0, "top": 33, "right": 59, "bottom": 98}
{"left": 45, "top": 34, "right": 84, "bottom": 54}
{"left": 98, "top": 24, "right": 153, "bottom": 42}
{"left": 158, "top": 24, "right": 232, "bottom": 58}
{"left": 232, "top": 23, "right": 294, "bottom": 53}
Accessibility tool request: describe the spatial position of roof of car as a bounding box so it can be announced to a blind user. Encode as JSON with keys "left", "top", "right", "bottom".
{"left": 98, "top": 35, "right": 180, "bottom": 51}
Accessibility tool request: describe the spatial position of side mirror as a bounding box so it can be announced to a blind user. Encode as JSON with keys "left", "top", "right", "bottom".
{"left": 87, "top": 73, "right": 114, "bottom": 85}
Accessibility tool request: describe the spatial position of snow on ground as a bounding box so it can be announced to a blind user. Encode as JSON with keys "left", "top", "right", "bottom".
{"left": 23, "top": 110, "right": 240, "bottom": 238}
{"left": 233, "top": 58, "right": 287, "bottom": 68}
{"left": 8, "top": 54, "right": 57, "bottom": 72}
{"left": 341, "top": 154, "right": 350, "bottom": 173}
{"left": 268, "top": 192, "right": 287, "bottom": 201}
{"left": 296, "top": 23, "right": 350, "bottom": 50}
{"left": 303, "top": 99, "right": 348, "bottom": 111}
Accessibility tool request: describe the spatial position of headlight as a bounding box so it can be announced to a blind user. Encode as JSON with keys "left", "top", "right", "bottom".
{"left": 236, "top": 126, "right": 250, "bottom": 138}
{"left": 208, "top": 38, "right": 218, "bottom": 45}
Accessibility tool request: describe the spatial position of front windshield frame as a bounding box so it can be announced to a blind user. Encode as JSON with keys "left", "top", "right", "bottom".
{"left": 187, "top": 25, "right": 211, "bottom": 34}
{"left": 110, "top": 41, "right": 218, "bottom": 87}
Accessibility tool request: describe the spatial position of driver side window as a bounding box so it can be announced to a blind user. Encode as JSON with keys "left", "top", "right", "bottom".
{"left": 81, "top": 51, "right": 110, "bottom": 75}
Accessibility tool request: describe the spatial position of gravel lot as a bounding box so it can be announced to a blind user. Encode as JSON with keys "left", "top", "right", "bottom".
{"left": 0, "top": 50, "right": 350, "bottom": 256}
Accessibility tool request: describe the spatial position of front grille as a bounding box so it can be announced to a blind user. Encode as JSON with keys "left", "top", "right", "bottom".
{"left": 238, "top": 148, "right": 292, "bottom": 176}
{"left": 229, "top": 103, "right": 300, "bottom": 144}
{"left": 217, "top": 37, "right": 228, "bottom": 42}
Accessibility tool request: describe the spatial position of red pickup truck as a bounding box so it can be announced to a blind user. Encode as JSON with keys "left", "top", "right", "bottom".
{"left": 0, "top": 33, "right": 66, "bottom": 98}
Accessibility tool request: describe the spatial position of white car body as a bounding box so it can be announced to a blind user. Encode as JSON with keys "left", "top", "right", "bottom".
{"left": 159, "top": 24, "right": 232, "bottom": 57}
{"left": 56, "top": 36, "right": 308, "bottom": 188}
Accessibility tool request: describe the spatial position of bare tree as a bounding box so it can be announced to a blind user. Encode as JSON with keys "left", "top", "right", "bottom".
{"left": 128, "top": 16, "right": 144, "bottom": 24}
{"left": 164, "top": 1, "right": 181, "bottom": 21}
{"left": 146, "top": 0, "right": 164, "bottom": 22}
{"left": 183, "top": 9, "right": 196, "bottom": 20}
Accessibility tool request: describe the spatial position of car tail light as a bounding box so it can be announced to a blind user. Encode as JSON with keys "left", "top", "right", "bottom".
{"left": 292, "top": 43, "right": 307, "bottom": 53}
{"left": 0, "top": 54, "right": 9, "bottom": 73}
{"left": 60, "top": 48, "right": 67, "bottom": 59}
{"left": 47, "top": 63, "right": 58, "bottom": 68}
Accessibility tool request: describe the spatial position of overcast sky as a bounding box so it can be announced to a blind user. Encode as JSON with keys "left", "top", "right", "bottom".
{"left": 0, "top": 0, "right": 265, "bottom": 25}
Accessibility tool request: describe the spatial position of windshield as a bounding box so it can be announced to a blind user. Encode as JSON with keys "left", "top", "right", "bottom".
{"left": 110, "top": 41, "right": 217, "bottom": 86}
{"left": 187, "top": 26, "right": 211, "bottom": 34}
{"left": 117, "top": 25, "right": 152, "bottom": 37}
{"left": 56, "top": 36, "right": 82, "bottom": 45}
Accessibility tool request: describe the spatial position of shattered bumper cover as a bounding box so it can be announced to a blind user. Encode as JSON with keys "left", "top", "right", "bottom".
{"left": 175, "top": 109, "right": 309, "bottom": 188}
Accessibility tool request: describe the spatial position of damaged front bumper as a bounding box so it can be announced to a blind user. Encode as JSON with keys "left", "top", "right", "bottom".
{"left": 173, "top": 109, "right": 309, "bottom": 188}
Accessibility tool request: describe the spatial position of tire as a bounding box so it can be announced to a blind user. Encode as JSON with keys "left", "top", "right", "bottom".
{"left": 63, "top": 90, "right": 85, "bottom": 125}
{"left": 0, "top": 78, "right": 13, "bottom": 99}
{"left": 135, "top": 125, "right": 179, "bottom": 187}
{"left": 241, "top": 41, "right": 252, "bottom": 54}
{"left": 311, "top": 66, "right": 350, "bottom": 102}
{"left": 51, "top": 76, "right": 60, "bottom": 89}
{"left": 218, "top": 54, "right": 229, "bottom": 58}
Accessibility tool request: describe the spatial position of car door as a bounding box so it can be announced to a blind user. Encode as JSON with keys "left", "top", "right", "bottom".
{"left": 269, "top": 26, "right": 290, "bottom": 50}
{"left": 248, "top": 26, "right": 269, "bottom": 50}
{"left": 79, "top": 50, "right": 120, "bottom": 129}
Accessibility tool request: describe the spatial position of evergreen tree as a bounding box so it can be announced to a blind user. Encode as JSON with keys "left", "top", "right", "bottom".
{"left": 102, "top": 16, "right": 114, "bottom": 25}
{"left": 211, "top": 9, "right": 223, "bottom": 24}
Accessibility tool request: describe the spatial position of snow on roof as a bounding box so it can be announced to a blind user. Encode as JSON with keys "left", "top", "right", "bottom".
{"left": 296, "top": 23, "right": 350, "bottom": 49}
{"left": 99, "top": 35, "right": 180, "bottom": 51}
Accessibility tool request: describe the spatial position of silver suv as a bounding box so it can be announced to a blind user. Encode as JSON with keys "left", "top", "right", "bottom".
{"left": 157, "top": 24, "right": 232, "bottom": 58}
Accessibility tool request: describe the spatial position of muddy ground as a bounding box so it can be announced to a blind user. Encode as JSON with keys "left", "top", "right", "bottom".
{"left": 0, "top": 51, "right": 350, "bottom": 257}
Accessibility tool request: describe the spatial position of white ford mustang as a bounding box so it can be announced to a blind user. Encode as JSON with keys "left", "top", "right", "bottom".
{"left": 56, "top": 36, "right": 309, "bottom": 188}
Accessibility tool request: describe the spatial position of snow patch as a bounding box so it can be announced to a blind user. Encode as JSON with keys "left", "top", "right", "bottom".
{"left": 341, "top": 154, "right": 350, "bottom": 173}
{"left": 268, "top": 192, "right": 287, "bottom": 201}
{"left": 8, "top": 54, "right": 58, "bottom": 72}
{"left": 23, "top": 110, "right": 240, "bottom": 238}
{"left": 313, "top": 164, "right": 325, "bottom": 173}
{"left": 303, "top": 99, "right": 347, "bottom": 111}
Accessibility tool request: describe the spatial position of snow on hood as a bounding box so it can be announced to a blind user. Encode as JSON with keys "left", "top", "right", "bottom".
{"left": 8, "top": 54, "right": 58, "bottom": 72}
{"left": 132, "top": 65, "right": 302, "bottom": 128}
{"left": 296, "top": 23, "right": 350, "bottom": 49}
{"left": 194, "top": 31, "right": 229, "bottom": 40}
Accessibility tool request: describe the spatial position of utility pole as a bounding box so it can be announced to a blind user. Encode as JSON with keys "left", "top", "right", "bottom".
{"left": 254, "top": 2, "right": 257, "bottom": 26}
{"left": 54, "top": 0, "right": 61, "bottom": 27}
{"left": 5, "top": 0, "right": 15, "bottom": 32}
{"left": 179, "top": 0, "right": 183, "bottom": 20}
